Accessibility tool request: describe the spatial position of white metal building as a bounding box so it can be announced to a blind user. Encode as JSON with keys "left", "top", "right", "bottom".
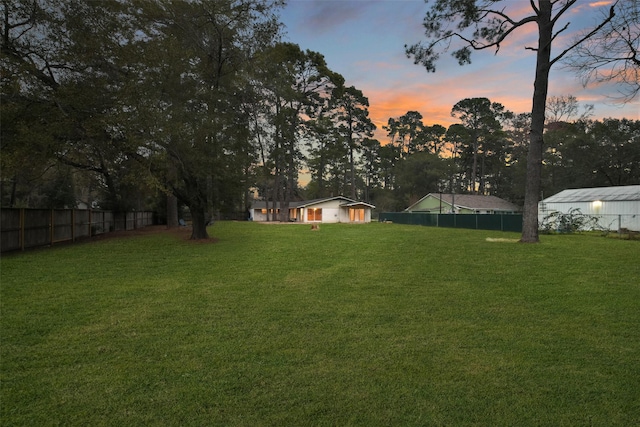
{"left": 539, "top": 185, "right": 640, "bottom": 231}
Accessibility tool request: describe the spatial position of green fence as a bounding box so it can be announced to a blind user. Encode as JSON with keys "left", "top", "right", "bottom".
{"left": 379, "top": 212, "right": 522, "bottom": 232}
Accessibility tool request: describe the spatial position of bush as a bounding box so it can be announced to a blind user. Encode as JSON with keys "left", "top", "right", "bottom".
{"left": 540, "top": 208, "right": 605, "bottom": 234}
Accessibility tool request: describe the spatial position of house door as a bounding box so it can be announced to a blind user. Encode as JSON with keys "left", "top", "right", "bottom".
{"left": 308, "top": 208, "right": 322, "bottom": 222}
{"left": 349, "top": 208, "right": 364, "bottom": 222}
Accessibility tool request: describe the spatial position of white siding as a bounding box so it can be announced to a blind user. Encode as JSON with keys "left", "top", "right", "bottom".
{"left": 304, "top": 200, "right": 342, "bottom": 223}
{"left": 251, "top": 197, "right": 374, "bottom": 223}
{"left": 539, "top": 200, "right": 640, "bottom": 231}
{"left": 251, "top": 209, "right": 280, "bottom": 222}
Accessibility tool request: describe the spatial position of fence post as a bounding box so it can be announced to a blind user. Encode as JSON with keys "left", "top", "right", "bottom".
{"left": 20, "top": 208, "right": 25, "bottom": 251}
{"left": 50, "top": 209, "right": 54, "bottom": 246}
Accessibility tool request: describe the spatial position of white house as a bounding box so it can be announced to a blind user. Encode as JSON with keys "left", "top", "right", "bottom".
{"left": 539, "top": 185, "right": 640, "bottom": 231}
{"left": 250, "top": 196, "right": 375, "bottom": 223}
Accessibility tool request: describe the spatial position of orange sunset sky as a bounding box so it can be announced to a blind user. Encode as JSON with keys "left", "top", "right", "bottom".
{"left": 280, "top": 0, "right": 639, "bottom": 144}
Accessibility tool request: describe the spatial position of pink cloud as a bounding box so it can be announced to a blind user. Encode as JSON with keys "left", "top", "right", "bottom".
{"left": 589, "top": 1, "right": 615, "bottom": 7}
{"left": 362, "top": 57, "right": 539, "bottom": 145}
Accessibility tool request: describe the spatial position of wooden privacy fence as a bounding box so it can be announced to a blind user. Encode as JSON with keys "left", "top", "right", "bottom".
{"left": 379, "top": 212, "right": 523, "bottom": 233}
{"left": 1, "top": 208, "right": 155, "bottom": 253}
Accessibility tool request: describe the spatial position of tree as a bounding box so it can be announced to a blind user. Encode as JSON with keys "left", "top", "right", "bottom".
{"left": 360, "top": 137, "right": 381, "bottom": 203}
{"left": 378, "top": 143, "right": 400, "bottom": 190}
{"left": 443, "top": 123, "right": 468, "bottom": 195}
{"left": 450, "top": 98, "right": 509, "bottom": 195}
{"left": 135, "top": 0, "right": 283, "bottom": 238}
{"left": 257, "top": 43, "right": 341, "bottom": 220}
{"left": 554, "top": 118, "right": 640, "bottom": 189}
{"left": 420, "top": 124, "right": 447, "bottom": 155}
{"left": 395, "top": 151, "right": 446, "bottom": 206}
{"left": 332, "top": 84, "right": 375, "bottom": 199}
{"left": 587, "top": 118, "right": 640, "bottom": 186}
{"left": 384, "top": 111, "right": 424, "bottom": 157}
{"left": 563, "top": 0, "right": 640, "bottom": 102}
{"left": 305, "top": 114, "right": 335, "bottom": 199}
{"left": 542, "top": 95, "right": 595, "bottom": 196}
{"left": 383, "top": 118, "right": 401, "bottom": 154}
{"left": 2, "top": 0, "right": 301, "bottom": 237}
{"left": 501, "top": 113, "right": 532, "bottom": 205}
{"left": 545, "top": 94, "right": 593, "bottom": 123}
{"left": 1, "top": 0, "right": 149, "bottom": 210}
{"left": 306, "top": 108, "right": 364, "bottom": 200}
{"left": 406, "top": 1, "right": 617, "bottom": 242}
{"left": 399, "top": 111, "right": 424, "bottom": 156}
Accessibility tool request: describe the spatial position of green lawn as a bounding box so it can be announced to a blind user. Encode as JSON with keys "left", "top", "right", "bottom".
{"left": 1, "top": 222, "right": 639, "bottom": 426}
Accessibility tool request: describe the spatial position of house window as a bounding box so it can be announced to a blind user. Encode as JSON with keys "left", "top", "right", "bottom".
{"left": 308, "top": 208, "right": 322, "bottom": 221}
{"left": 349, "top": 208, "right": 364, "bottom": 222}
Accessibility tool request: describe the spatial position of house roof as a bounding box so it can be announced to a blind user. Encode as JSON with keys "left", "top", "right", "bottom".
{"left": 406, "top": 193, "right": 521, "bottom": 212}
{"left": 542, "top": 185, "right": 640, "bottom": 203}
{"left": 251, "top": 196, "right": 375, "bottom": 209}
{"left": 338, "top": 200, "right": 376, "bottom": 209}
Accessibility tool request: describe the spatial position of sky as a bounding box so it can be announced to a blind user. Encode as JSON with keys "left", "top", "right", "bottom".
{"left": 278, "top": 0, "right": 639, "bottom": 143}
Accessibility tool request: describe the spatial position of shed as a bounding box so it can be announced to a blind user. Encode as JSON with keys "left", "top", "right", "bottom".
{"left": 405, "top": 193, "right": 521, "bottom": 214}
{"left": 538, "top": 185, "right": 640, "bottom": 231}
{"left": 250, "top": 196, "right": 375, "bottom": 223}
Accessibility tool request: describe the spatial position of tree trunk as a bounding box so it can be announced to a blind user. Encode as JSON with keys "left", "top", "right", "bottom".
{"left": 190, "top": 206, "right": 209, "bottom": 240}
{"left": 480, "top": 153, "right": 486, "bottom": 194}
{"left": 350, "top": 146, "right": 356, "bottom": 199}
{"left": 521, "top": 1, "right": 552, "bottom": 243}
{"left": 319, "top": 148, "right": 326, "bottom": 196}
{"left": 166, "top": 193, "right": 179, "bottom": 228}
{"left": 10, "top": 173, "right": 17, "bottom": 207}
{"left": 272, "top": 167, "right": 281, "bottom": 222}
{"left": 471, "top": 137, "right": 478, "bottom": 194}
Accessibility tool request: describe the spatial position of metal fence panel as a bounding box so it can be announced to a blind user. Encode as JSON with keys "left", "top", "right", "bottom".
{"left": 477, "top": 214, "right": 501, "bottom": 231}
{"left": 438, "top": 214, "right": 455, "bottom": 228}
{"left": 501, "top": 215, "right": 523, "bottom": 232}
{"left": 454, "top": 214, "right": 477, "bottom": 229}
{"left": 379, "top": 212, "right": 522, "bottom": 232}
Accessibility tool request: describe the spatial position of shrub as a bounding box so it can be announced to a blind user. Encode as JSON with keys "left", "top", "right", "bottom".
{"left": 540, "top": 208, "right": 605, "bottom": 234}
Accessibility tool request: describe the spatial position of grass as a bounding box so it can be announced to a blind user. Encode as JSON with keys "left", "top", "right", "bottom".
{"left": 1, "top": 222, "right": 639, "bottom": 426}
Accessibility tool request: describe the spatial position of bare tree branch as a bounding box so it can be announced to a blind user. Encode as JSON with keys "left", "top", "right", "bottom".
{"left": 560, "top": 0, "right": 638, "bottom": 101}
{"left": 550, "top": 3, "right": 617, "bottom": 66}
